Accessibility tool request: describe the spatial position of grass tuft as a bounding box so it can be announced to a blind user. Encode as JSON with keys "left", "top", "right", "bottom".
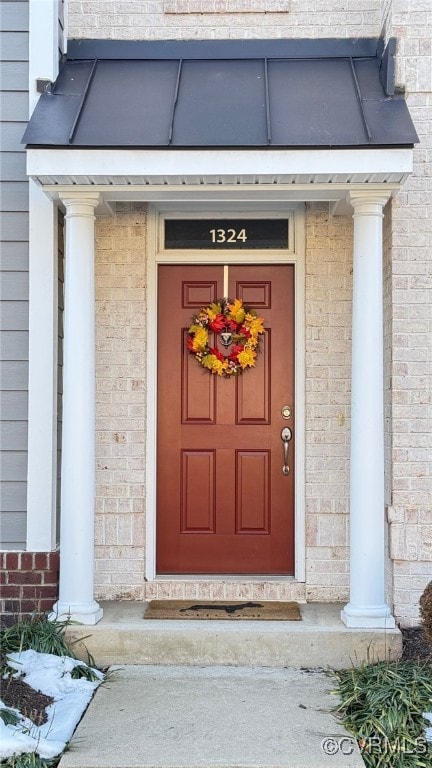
{"left": 0, "top": 615, "right": 73, "bottom": 662}
{"left": 1, "top": 755, "right": 58, "bottom": 768}
{"left": 0, "top": 706, "right": 21, "bottom": 726}
{"left": 332, "top": 659, "right": 432, "bottom": 767}
{"left": 70, "top": 662, "right": 101, "bottom": 683}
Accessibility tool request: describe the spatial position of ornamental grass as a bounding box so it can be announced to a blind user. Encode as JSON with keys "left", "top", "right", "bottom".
{"left": 332, "top": 659, "right": 432, "bottom": 768}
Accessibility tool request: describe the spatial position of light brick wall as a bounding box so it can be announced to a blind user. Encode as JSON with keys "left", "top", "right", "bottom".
{"left": 304, "top": 204, "right": 352, "bottom": 603}
{"left": 68, "top": 0, "right": 381, "bottom": 40}
{"left": 383, "top": 200, "right": 394, "bottom": 609}
{"left": 94, "top": 204, "right": 147, "bottom": 600}
{"left": 144, "top": 579, "right": 307, "bottom": 602}
{"left": 164, "top": 1, "right": 290, "bottom": 12}
{"left": 383, "top": 0, "right": 432, "bottom": 627}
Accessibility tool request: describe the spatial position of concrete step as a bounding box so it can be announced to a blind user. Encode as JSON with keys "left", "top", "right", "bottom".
{"left": 66, "top": 602, "right": 401, "bottom": 670}
{"left": 58, "top": 665, "right": 366, "bottom": 768}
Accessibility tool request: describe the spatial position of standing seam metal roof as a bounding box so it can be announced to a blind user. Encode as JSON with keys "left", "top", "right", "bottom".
{"left": 22, "top": 38, "right": 418, "bottom": 149}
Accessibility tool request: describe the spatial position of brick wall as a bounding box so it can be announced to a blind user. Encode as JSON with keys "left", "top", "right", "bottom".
{"left": 304, "top": 203, "right": 352, "bottom": 603}
{"left": 164, "top": 1, "right": 290, "bottom": 12}
{"left": 67, "top": 0, "right": 382, "bottom": 40}
{"left": 383, "top": 200, "right": 394, "bottom": 609}
{"left": 94, "top": 204, "right": 147, "bottom": 601}
{"left": 382, "top": 0, "right": 432, "bottom": 627}
{"left": 0, "top": 552, "right": 59, "bottom": 625}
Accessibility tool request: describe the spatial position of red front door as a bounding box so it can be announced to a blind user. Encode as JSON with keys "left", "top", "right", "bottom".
{"left": 157, "top": 264, "right": 295, "bottom": 574}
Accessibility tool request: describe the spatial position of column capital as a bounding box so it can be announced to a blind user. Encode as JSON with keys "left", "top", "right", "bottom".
{"left": 349, "top": 190, "right": 391, "bottom": 216}
{"left": 61, "top": 193, "right": 100, "bottom": 218}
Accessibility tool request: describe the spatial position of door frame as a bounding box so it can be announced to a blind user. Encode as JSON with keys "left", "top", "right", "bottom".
{"left": 145, "top": 202, "right": 306, "bottom": 582}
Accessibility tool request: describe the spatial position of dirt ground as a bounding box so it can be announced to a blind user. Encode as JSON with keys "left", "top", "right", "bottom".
{"left": 401, "top": 626, "right": 432, "bottom": 662}
{"left": 0, "top": 674, "right": 53, "bottom": 725}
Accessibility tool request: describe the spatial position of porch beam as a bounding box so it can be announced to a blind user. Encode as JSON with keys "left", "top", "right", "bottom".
{"left": 341, "top": 191, "right": 395, "bottom": 629}
{"left": 27, "top": 147, "right": 413, "bottom": 184}
{"left": 51, "top": 193, "right": 103, "bottom": 625}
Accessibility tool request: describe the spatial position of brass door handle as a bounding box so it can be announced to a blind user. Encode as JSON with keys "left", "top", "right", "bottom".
{"left": 281, "top": 427, "right": 292, "bottom": 476}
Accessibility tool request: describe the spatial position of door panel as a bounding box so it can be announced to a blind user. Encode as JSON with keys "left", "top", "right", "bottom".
{"left": 157, "top": 264, "right": 295, "bottom": 574}
{"left": 181, "top": 330, "right": 217, "bottom": 424}
{"left": 235, "top": 450, "right": 270, "bottom": 533}
{"left": 236, "top": 331, "right": 270, "bottom": 424}
{"left": 181, "top": 450, "right": 216, "bottom": 532}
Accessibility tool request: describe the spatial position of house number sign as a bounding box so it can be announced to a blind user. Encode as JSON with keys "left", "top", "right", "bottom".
{"left": 164, "top": 219, "right": 289, "bottom": 250}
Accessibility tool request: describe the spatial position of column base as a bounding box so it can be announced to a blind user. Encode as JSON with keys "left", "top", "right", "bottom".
{"left": 341, "top": 602, "right": 396, "bottom": 629}
{"left": 49, "top": 600, "right": 104, "bottom": 625}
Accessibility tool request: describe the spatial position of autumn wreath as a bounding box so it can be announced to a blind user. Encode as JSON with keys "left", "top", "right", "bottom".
{"left": 187, "top": 298, "right": 265, "bottom": 377}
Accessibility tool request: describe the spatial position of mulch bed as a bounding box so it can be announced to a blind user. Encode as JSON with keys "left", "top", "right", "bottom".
{"left": 401, "top": 626, "right": 432, "bottom": 663}
{"left": 0, "top": 676, "right": 54, "bottom": 726}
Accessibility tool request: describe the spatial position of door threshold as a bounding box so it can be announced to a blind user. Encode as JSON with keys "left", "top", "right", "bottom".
{"left": 154, "top": 575, "right": 297, "bottom": 581}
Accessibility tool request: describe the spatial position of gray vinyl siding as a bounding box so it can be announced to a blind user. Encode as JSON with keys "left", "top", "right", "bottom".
{"left": 0, "top": 152, "right": 27, "bottom": 181}
{"left": 0, "top": 3, "right": 28, "bottom": 31}
{"left": 0, "top": 0, "right": 29, "bottom": 550}
{"left": 0, "top": 61, "right": 28, "bottom": 90}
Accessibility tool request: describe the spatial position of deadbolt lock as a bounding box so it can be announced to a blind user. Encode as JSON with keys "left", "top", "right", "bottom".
{"left": 281, "top": 405, "right": 292, "bottom": 420}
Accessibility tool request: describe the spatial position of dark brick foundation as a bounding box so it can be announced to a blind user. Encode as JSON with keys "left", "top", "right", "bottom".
{"left": 0, "top": 551, "right": 59, "bottom": 625}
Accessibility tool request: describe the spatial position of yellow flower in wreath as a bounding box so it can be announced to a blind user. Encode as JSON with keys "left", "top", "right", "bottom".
{"left": 245, "top": 314, "right": 265, "bottom": 337}
{"left": 228, "top": 299, "right": 246, "bottom": 324}
{"left": 191, "top": 327, "right": 208, "bottom": 351}
{"left": 238, "top": 348, "right": 256, "bottom": 368}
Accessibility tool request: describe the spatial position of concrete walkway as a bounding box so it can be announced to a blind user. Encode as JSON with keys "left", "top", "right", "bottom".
{"left": 58, "top": 665, "right": 365, "bottom": 768}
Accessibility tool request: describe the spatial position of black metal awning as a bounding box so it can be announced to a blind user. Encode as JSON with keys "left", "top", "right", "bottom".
{"left": 23, "top": 38, "right": 418, "bottom": 149}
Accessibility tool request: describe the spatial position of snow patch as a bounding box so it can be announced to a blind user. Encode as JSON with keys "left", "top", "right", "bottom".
{"left": 424, "top": 711, "right": 432, "bottom": 742}
{"left": 1, "top": 650, "right": 103, "bottom": 760}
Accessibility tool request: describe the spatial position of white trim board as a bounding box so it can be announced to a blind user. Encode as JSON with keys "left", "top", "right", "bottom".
{"left": 27, "top": 148, "right": 413, "bottom": 187}
{"left": 29, "top": 1, "right": 60, "bottom": 113}
{"left": 26, "top": 182, "right": 59, "bottom": 551}
{"left": 145, "top": 203, "right": 306, "bottom": 583}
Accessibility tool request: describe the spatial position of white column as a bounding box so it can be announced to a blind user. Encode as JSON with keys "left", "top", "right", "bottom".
{"left": 51, "top": 194, "right": 103, "bottom": 625}
{"left": 341, "top": 192, "right": 395, "bottom": 629}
